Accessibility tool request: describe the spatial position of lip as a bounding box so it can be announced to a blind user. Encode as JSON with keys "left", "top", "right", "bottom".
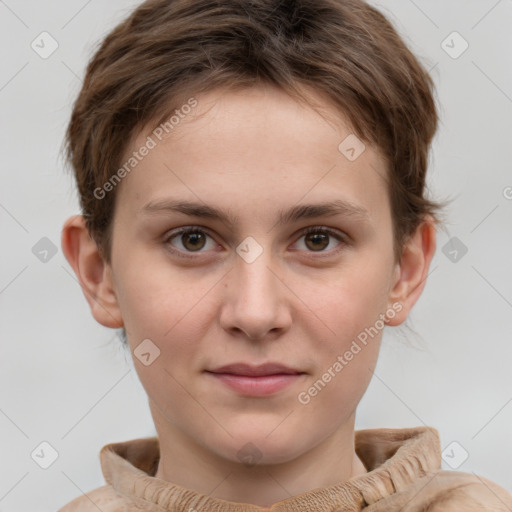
{"left": 208, "top": 362, "right": 303, "bottom": 377}
{"left": 205, "top": 363, "right": 306, "bottom": 396}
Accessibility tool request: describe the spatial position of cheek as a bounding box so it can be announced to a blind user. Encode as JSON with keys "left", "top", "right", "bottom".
{"left": 320, "top": 259, "right": 392, "bottom": 335}
{"left": 114, "top": 246, "right": 202, "bottom": 332}
{"left": 302, "top": 277, "right": 386, "bottom": 423}
{"left": 308, "top": 255, "right": 392, "bottom": 391}
{"left": 115, "top": 259, "right": 220, "bottom": 375}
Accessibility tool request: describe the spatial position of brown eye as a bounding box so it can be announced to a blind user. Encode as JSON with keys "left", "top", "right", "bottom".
{"left": 293, "top": 227, "right": 347, "bottom": 255}
{"left": 181, "top": 231, "right": 206, "bottom": 251}
{"left": 164, "top": 225, "right": 347, "bottom": 259}
{"left": 165, "top": 227, "right": 216, "bottom": 255}
{"left": 304, "top": 231, "right": 329, "bottom": 251}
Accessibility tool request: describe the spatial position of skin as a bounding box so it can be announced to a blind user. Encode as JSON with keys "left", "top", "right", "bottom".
{"left": 62, "top": 84, "right": 436, "bottom": 507}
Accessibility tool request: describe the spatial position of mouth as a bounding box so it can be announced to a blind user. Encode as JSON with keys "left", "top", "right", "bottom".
{"left": 205, "top": 362, "right": 306, "bottom": 396}
{"left": 207, "top": 362, "right": 304, "bottom": 376}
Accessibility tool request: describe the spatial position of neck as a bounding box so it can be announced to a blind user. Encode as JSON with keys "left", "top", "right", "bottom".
{"left": 150, "top": 402, "right": 367, "bottom": 507}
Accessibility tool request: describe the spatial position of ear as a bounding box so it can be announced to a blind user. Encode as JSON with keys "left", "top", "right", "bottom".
{"left": 386, "top": 217, "right": 436, "bottom": 326}
{"left": 61, "top": 215, "right": 123, "bottom": 329}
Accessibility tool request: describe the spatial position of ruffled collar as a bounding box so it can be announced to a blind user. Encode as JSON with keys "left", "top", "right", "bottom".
{"left": 100, "top": 426, "right": 441, "bottom": 511}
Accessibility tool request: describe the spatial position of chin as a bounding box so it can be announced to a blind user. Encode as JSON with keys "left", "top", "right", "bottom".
{"left": 217, "top": 430, "right": 309, "bottom": 467}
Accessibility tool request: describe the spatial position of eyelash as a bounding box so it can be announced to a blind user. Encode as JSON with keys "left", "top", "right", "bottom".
{"left": 163, "top": 225, "right": 349, "bottom": 260}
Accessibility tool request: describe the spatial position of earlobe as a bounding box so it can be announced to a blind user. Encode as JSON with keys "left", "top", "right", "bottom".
{"left": 61, "top": 215, "right": 124, "bottom": 329}
{"left": 386, "top": 218, "right": 437, "bottom": 326}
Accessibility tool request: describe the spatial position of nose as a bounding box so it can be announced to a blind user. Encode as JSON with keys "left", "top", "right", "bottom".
{"left": 219, "top": 247, "right": 292, "bottom": 341}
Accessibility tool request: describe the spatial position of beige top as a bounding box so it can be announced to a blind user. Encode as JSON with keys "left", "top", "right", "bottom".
{"left": 58, "top": 425, "right": 512, "bottom": 511}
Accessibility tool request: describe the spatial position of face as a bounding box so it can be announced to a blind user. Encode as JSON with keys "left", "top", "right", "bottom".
{"left": 107, "top": 85, "right": 401, "bottom": 465}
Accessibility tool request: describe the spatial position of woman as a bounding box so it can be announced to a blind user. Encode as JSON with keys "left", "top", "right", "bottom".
{"left": 58, "top": 0, "right": 512, "bottom": 509}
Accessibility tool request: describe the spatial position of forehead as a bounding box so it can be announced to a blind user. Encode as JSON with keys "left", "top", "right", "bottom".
{"left": 114, "top": 85, "right": 389, "bottom": 225}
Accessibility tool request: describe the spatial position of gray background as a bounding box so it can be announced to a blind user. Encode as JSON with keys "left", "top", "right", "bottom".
{"left": 1, "top": 0, "right": 511, "bottom": 510}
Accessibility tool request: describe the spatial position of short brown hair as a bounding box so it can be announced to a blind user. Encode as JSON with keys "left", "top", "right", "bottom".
{"left": 64, "top": 0, "right": 442, "bottom": 264}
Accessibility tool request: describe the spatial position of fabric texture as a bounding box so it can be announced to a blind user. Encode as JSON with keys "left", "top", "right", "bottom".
{"left": 58, "top": 426, "right": 512, "bottom": 511}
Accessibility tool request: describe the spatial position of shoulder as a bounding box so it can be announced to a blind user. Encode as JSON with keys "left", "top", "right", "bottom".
{"left": 57, "top": 484, "right": 150, "bottom": 511}
{"left": 365, "top": 469, "right": 512, "bottom": 512}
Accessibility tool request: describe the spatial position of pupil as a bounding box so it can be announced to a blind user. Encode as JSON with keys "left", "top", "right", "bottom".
{"left": 307, "top": 233, "right": 328, "bottom": 251}
{"left": 184, "top": 232, "right": 205, "bottom": 250}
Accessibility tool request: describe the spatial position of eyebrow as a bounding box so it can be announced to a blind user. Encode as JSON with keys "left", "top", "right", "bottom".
{"left": 140, "top": 198, "right": 370, "bottom": 229}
